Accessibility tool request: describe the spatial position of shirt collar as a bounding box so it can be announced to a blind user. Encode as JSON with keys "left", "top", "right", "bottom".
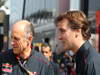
{"left": 75, "top": 41, "right": 91, "bottom": 61}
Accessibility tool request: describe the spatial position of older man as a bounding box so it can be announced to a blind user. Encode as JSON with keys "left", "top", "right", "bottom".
{"left": 0, "top": 20, "right": 54, "bottom": 75}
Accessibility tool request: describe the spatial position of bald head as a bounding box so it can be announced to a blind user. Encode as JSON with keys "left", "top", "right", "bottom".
{"left": 12, "top": 20, "right": 35, "bottom": 37}
{"left": 12, "top": 20, "right": 31, "bottom": 33}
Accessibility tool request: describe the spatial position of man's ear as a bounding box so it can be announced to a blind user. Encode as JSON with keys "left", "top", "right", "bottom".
{"left": 28, "top": 34, "right": 33, "bottom": 42}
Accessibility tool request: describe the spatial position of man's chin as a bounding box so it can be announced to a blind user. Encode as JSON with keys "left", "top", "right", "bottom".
{"left": 13, "top": 51, "right": 20, "bottom": 55}
{"left": 13, "top": 48, "right": 20, "bottom": 54}
{"left": 13, "top": 47, "right": 18, "bottom": 50}
{"left": 63, "top": 46, "right": 69, "bottom": 51}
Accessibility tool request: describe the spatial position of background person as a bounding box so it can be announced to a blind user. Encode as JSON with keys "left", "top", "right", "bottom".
{"left": 41, "top": 43, "right": 61, "bottom": 75}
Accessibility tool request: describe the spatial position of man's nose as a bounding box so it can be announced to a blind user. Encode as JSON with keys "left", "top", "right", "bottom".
{"left": 56, "top": 33, "right": 62, "bottom": 40}
{"left": 11, "top": 41, "right": 14, "bottom": 45}
{"left": 11, "top": 40, "right": 16, "bottom": 46}
{"left": 58, "top": 36, "right": 63, "bottom": 40}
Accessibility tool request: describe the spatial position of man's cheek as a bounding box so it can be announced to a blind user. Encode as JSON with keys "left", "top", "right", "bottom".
{"left": 21, "top": 40, "right": 28, "bottom": 49}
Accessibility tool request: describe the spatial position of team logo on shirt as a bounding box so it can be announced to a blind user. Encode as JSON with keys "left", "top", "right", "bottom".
{"left": 2, "top": 63, "right": 13, "bottom": 73}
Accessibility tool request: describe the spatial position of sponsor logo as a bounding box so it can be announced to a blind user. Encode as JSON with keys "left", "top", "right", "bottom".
{"left": 2, "top": 63, "right": 12, "bottom": 73}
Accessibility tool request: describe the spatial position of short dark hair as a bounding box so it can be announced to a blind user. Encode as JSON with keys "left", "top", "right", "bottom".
{"left": 41, "top": 43, "right": 51, "bottom": 51}
{"left": 55, "top": 11, "right": 91, "bottom": 40}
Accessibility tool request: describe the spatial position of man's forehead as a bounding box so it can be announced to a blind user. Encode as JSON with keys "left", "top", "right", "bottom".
{"left": 11, "top": 24, "right": 26, "bottom": 34}
{"left": 56, "top": 19, "right": 69, "bottom": 27}
{"left": 11, "top": 26, "right": 25, "bottom": 38}
{"left": 42, "top": 46, "right": 50, "bottom": 50}
{"left": 11, "top": 27, "right": 24, "bottom": 36}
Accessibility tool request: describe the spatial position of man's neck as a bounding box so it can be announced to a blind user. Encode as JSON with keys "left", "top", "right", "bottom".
{"left": 19, "top": 47, "right": 32, "bottom": 60}
{"left": 73, "top": 40, "right": 86, "bottom": 54}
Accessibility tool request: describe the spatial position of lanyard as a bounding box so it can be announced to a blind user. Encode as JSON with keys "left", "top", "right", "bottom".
{"left": 17, "top": 57, "right": 34, "bottom": 75}
{"left": 15, "top": 54, "right": 38, "bottom": 75}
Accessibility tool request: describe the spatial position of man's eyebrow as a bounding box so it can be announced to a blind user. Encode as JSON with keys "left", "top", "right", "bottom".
{"left": 59, "top": 28, "right": 66, "bottom": 31}
{"left": 11, "top": 36, "right": 20, "bottom": 40}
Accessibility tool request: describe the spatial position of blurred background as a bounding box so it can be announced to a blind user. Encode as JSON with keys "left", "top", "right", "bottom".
{"left": 0, "top": 0, "right": 100, "bottom": 53}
